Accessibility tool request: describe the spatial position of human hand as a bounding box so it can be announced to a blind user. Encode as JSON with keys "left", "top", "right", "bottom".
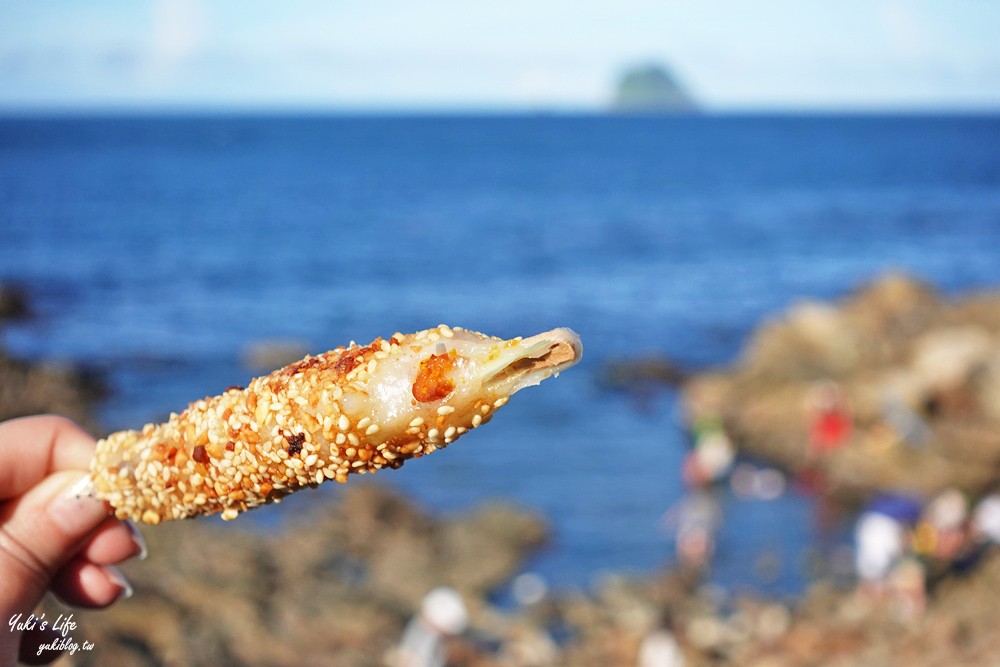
{"left": 0, "top": 416, "right": 146, "bottom": 666}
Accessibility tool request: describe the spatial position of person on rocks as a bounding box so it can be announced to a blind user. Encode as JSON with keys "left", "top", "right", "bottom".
{"left": 914, "top": 488, "right": 969, "bottom": 561}
{"left": 397, "top": 587, "right": 469, "bottom": 667}
{"left": 807, "top": 381, "right": 853, "bottom": 458}
{"left": 636, "top": 610, "right": 685, "bottom": 667}
{"left": 854, "top": 494, "right": 924, "bottom": 615}
{"left": 663, "top": 488, "right": 722, "bottom": 572}
{"left": 878, "top": 390, "right": 931, "bottom": 448}
{"left": 683, "top": 417, "right": 735, "bottom": 488}
{"left": 972, "top": 492, "right": 1000, "bottom": 546}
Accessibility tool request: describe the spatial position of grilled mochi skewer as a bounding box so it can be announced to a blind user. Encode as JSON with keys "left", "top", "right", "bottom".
{"left": 90, "top": 326, "right": 582, "bottom": 524}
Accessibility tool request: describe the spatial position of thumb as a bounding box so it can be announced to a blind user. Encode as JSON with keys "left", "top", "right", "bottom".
{"left": 0, "top": 471, "right": 110, "bottom": 615}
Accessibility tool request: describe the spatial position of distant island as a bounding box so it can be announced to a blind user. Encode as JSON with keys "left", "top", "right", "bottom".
{"left": 611, "top": 63, "right": 698, "bottom": 114}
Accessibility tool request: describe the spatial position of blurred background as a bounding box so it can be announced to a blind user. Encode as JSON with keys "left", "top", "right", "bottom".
{"left": 2, "top": 2, "right": 1000, "bottom": 665}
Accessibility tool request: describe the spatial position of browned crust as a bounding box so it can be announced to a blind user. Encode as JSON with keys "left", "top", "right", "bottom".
{"left": 90, "top": 327, "right": 501, "bottom": 524}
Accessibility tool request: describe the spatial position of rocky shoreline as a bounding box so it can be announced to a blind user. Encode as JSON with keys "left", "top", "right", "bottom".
{"left": 6, "top": 276, "right": 1000, "bottom": 665}
{"left": 0, "top": 283, "right": 104, "bottom": 432}
{"left": 682, "top": 274, "right": 1000, "bottom": 501}
{"left": 45, "top": 484, "right": 551, "bottom": 666}
{"left": 44, "top": 491, "right": 1000, "bottom": 667}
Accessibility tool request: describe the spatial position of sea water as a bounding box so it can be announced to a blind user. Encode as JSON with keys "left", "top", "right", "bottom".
{"left": 2, "top": 113, "right": 1000, "bottom": 597}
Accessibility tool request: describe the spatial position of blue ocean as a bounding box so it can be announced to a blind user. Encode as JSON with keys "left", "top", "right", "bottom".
{"left": 2, "top": 114, "right": 1000, "bottom": 598}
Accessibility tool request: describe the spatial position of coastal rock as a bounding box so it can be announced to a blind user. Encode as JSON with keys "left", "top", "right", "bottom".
{"left": 910, "top": 326, "right": 993, "bottom": 395}
{"left": 241, "top": 339, "right": 310, "bottom": 372}
{"left": 599, "top": 355, "right": 689, "bottom": 391}
{"left": 526, "top": 550, "right": 1000, "bottom": 667}
{"left": 727, "top": 551, "right": 1000, "bottom": 667}
{"left": 682, "top": 274, "right": 1000, "bottom": 500}
{"left": 45, "top": 484, "right": 547, "bottom": 666}
{"left": 741, "top": 301, "right": 862, "bottom": 381}
{"left": 0, "top": 354, "right": 105, "bottom": 430}
{"left": 0, "top": 281, "right": 29, "bottom": 320}
{"left": 0, "top": 283, "right": 104, "bottom": 429}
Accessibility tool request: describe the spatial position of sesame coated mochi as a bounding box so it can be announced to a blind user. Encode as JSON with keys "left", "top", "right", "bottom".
{"left": 90, "top": 326, "right": 582, "bottom": 523}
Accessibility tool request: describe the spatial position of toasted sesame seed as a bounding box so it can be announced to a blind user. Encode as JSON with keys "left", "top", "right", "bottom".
{"left": 88, "top": 324, "right": 571, "bottom": 525}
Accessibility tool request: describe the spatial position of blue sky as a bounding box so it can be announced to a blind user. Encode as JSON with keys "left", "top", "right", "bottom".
{"left": 1, "top": 0, "right": 999, "bottom": 111}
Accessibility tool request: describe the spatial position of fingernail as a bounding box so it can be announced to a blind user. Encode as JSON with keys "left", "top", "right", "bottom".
{"left": 124, "top": 520, "right": 148, "bottom": 561}
{"left": 48, "top": 474, "right": 108, "bottom": 534}
{"left": 63, "top": 473, "right": 95, "bottom": 498}
{"left": 103, "top": 565, "right": 134, "bottom": 601}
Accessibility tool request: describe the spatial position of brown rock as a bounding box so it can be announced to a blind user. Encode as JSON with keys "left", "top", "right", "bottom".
{"left": 0, "top": 281, "right": 29, "bottom": 320}
{"left": 44, "top": 485, "right": 546, "bottom": 666}
{"left": 0, "top": 351, "right": 104, "bottom": 431}
{"left": 683, "top": 274, "right": 1000, "bottom": 500}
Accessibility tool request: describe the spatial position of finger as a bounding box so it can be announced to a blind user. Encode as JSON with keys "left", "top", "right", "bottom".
{"left": 79, "top": 517, "right": 147, "bottom": 565}
{"left": 0, "top": 471, "right": 110, "bottom": 617}
{"left": 50, "top": 557, "right": 132, "bottom": 608}
{"left": 0, "top": 416, "right": 97, "bottom": 502}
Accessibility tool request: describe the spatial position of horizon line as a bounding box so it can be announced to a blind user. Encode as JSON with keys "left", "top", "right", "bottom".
{"left": 1, "top": 104, "right": 1000, "bottom": 118}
